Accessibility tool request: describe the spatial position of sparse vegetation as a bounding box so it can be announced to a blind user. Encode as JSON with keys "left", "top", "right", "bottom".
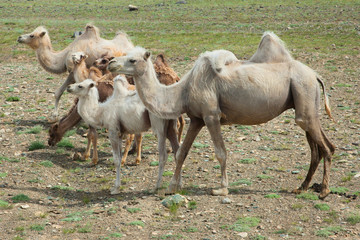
{"left": 28, "top": 141, "right": 45, "bottom": 151}
{"left": 11, "top": 194, "right": 30, "bottom": 203}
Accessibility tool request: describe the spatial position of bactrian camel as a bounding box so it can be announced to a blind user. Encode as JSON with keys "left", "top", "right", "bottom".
{"left": 48, "top": 52, "right": 184, "bottom": 165}
{"left": 108, "top": 34, "right": 335, "bottom": 199}
{"left": 17, "top": 24, "right": 134, "bottom": 121}
{"left": 67, "top": 77, "right": 179, "bottom": 194}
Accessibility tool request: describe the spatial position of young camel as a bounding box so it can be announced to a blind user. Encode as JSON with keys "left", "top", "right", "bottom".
{"left": 48, "top": 53, "right": 184, "bottom": 165}
{"left": 17, "top": 24, "right": 134, "bottom": 121}
{"left": 108, "top": 42, "right": 335, "bottom": 199}
{"left": 67, "top": 77, "right": 179, "bottom": 194}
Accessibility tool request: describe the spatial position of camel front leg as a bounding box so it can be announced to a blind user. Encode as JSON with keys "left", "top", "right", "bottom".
{"left": 204, "top": 114, "right": 228, "bottom": 196}
{"left": 155, "top": 120, "right": 169, "bottom": 190}
{"left": 121, "top": 134, "right": 134, "bottom": 166}
{"left": 51, "top": 72, "right": 75, "bottom": 122}
{"left": 177, "top": 115, "right": 185, "bottom": 143}
{"left": 134, "top": 133, "right": 143, "bottom": 165}
{"left": 167, "top": 118, "right": 204, "bottom": 194}
{"left": 90, "top": 127, "right": 98, "bottom": 165}
{"left": 109, "top": 131, "right": 122, "bottom": 195}
{"left": 167, "top": 119, "right": 180, "bottom": 163}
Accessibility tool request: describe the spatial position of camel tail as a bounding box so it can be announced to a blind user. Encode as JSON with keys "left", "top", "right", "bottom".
{"left": 317, "top": 76, "right": 335, "bottom": 122}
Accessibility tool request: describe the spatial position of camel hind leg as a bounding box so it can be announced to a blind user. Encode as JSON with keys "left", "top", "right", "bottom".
{"left": 52, "top": 72, "right": 75, "bottom": 122}
{"left": 134, "top": 133, "right": 143, "bottom": 165}
{"left": 292, "top": 78, "right": 335, "bottom": 199}
{"left": 121, "top": 134, "right": 135, "bottom": 166}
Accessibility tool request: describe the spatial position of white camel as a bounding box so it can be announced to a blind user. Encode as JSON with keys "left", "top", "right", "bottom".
{"left": 17, "top": 24, "right": 134, "bottom": 121}
{"left": 108, "top": 37, "right": 335, "bottom": 199}
{"left": 67, "top": 77, "right": 179, "bottom": 194}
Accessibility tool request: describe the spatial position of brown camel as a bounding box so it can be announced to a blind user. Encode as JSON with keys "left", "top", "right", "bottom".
{"left": 17, "top": 24, "right": 134, "bottom": 121}
{"left": 48, "top": 53, "right": 184, "bottom": 164}
{"left": 108, "top": 37, "right": 335, "bottom": 199}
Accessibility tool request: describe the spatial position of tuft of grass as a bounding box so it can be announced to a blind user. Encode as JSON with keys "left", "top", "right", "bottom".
{"left": 264, "top": 193, "right": 281, "bottom": 199}
{"left": 291, "top": 203, "right": 304, "bottom": 210}
{"left": 162, "top": 171, "right": 174, "bottom": 177}
{"left": 11, "top": 194, "right": 30, "bottom": 203}
{"left": 28, "top": 141, "right": 45, "bottom": 151}
{"left": 64, "top": 129, "right": 77, "bottom": 137}
{"left": 0, "top": 172, "right": 8, "bottom": 178}
{"left": 182, "top": 226, "right": 198, "bottom": 233}
{"left": 150, "top": 161, "right": 159, "bottom": 166}
{"left": 128, "top": 220, "right": 145, "bottom": 227}
{"left": 51, "top": 185, "right": 74, "bottom": 191}
{"left": 295, "top": 192, "right": 319, "bottom": 200}
{"left": 238, "top": 158, "right": 256, "bottom": 164}
{"left": 0, "top": 199, "right": 11, "bottom": 209}
{"left": 188, "top": 201, "right": 197, "bottom": 210}
{"left": 230, "top": 179, "right": 252, "bottom": 186}
{"left": 224, "top": 216, "right": 261, "bottom": 232}
{"left": 257, "top": 174, "right": 273, "bottom": 179}
{"left": 39, "top": 160, "right": 54, "bottom": 167}
{"left": 193, "top": 141, "right": 209, "bottom": 148}
{"left": 57, "top": 138, "right": 74, "bottom": 148}
{"left": 109, "top": 232, "right": 123, "bottom": 238}
{"left": 126, "top": 208, "right": 141, "bottom": 213}
{"left": 346, "top": 213, "right": 360, "bottom": 225}
{"left": 29, "top": 224, "right": 44, "bottom": 231}
{"left": 26, "top": 125, "right": 43, "bottom": 134}
{"left": 78, "top": 224, "right": 92, "bottom": 233}
{"left": 314, "top": 203, "right": 330, "bottom": 211}
{"left": 316, "top": 226, "right": 343, "bottom": 237}
{"left": 6, "top": 96, "right": 20, "bottom": 102}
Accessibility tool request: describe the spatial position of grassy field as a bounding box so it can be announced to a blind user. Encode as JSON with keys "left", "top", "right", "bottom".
{"left": 0, "top": 1, "right": 359, "bottom": 239}
{"left": 1, "top": 0, "right": 359, "bottom": 62}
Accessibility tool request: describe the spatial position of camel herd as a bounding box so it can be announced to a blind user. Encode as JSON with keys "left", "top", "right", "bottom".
{"left": 18, "top": 24, "right": 335, "bottom": 199}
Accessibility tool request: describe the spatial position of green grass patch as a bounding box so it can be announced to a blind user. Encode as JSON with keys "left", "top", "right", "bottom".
{"left": 163, "top": 171, "right": 174, "bottom": 177}
{"left": 57, "top": 138, "right": 74, "bottom": 148}
{"left": 224, "top": 216, "right": 261, "bottom": 232}
{"left": 51, "top": 185, "right": 75, "bottom": 191}
{"left": 346, "top": 213, "right": 360, "bottom": 225}
{"left": 257, "top": 174, "right": 273, "bottom": 179}
{"left": 316, "top": 226, "right": 343, "bottom": 237}
{"left": 64, "top": 129, "right": 77, "bottom": 137}
{"left": 295, "top": 192, "right": 319, "bottom": 200}
{"left": 39, "top": 160, "right": 54, "bottom": 167}
{"left": 193, "top": 141, "right": 209, "bottom": 148}
{"left": 182, "top": 226, "right": 198, "bottom": 233}
{"left": 127, "top": 220, "right": 145, "bottom": 227}
{"left": 28, "top": 141, "right": 45, "bottom": 151}
{"left": 78, "top": 224, "right": 92, "bottom": 233}
{"left": 0, "top": 199, "right": 11, "bottom": 209}
{"left": 109, "top": 232, "right": 123, "bottom": 238}
{"left": 238, "top": 158, "right": 256, "bottom": 164}
{"left": 314, "top": 203, "right": 330, "bottom": 211}
{"left": 29, "top": 224, "right": 44, "bottom": 231}
{"left": 0, "top": 172, "right": 8, "bottom": 178}
{"left": 11, "top": 194, "right": 30, "bottom": 203}
{"left": 26, "top": 125, "right": 43, "bottom": 134}
{"left": 188, "top": 201, "right": 197, "bottom": 210}
{"left": 291, "top": 203, "right": 304, "bottom": 210}
{"left": 126, "top": 208, "right": 141, "bottom": 213}
{"left": 150, "top": 161, "right": 159, "bottom": 166}
{"left": 330, "top": 187, "right": 349, "bottom": 194}
{"left": 264, "top": 193, "right": 281, "bottom": 199}
{"left": 6, "top": 96, "right": 20, "bottom": 102}
{"left": 230, "top": 179, "right": 252, "bottom": 186}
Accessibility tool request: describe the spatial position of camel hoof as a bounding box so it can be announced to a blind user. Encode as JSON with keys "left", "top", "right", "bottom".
{"left": 91, "top": 158, "right": 98, "bottom": 165}
{"left": 48, "top": 114, "right": 59, "bottom": 123}
{"left": 319, "top": 188, "right": 330, "bottom": 200}
{"left": 211, "top": 188, "right": 229, "bottom": 196}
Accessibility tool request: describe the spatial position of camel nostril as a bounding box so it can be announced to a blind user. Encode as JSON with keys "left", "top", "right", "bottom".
{"left": 216, "top": 68, "right": 222, "bottom": 73}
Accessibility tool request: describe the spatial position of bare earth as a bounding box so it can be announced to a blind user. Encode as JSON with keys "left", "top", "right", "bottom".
{"left": 0, "top": 52, "right": 359, "bottom": 240}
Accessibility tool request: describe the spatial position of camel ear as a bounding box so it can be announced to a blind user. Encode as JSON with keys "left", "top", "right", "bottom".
{"left": 144, "top": 51, "right": 151, "bottom": 61}
{"left": 82, "top": 54, "right": 88, "bottom": 60}
{"left": 40, "top": 31, "right": 46, "bottom": 37}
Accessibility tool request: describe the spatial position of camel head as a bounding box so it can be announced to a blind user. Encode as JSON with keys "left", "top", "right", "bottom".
{"left": 72, "top": 52, "right": 88, "bottom": 65}
{"left": 67, "top": 79, "right": 96, "bottom": 97}
{"left": 17, "top": 26, "right": 49, "bottom": 49}
{"left": 108, "top": 47, "right": 151, "bottom": 77}
{"left": 94, "top": 55, "right": 114, "bottom": 71}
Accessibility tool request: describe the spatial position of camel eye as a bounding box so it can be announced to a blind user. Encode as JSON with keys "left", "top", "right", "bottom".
{"left": 129, "top": 59, "right": 137, "bottom": 64}
{"left": 30, "top": 34, "right": 34, "bottom": 38}
{"left": 78, "top": 85, "right": 83, "bottom": 89}
{"left": 101, "top": 59, "right": 107, "bottom": 64}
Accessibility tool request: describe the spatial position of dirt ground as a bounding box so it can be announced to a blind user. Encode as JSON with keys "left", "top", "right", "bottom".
{"left": 0, "top": 51, "right": 359, "bottom": 240}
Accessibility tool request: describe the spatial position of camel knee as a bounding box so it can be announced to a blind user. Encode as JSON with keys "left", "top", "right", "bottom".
{"left": 295, "top": 117, "right": 308, "bottom": 131}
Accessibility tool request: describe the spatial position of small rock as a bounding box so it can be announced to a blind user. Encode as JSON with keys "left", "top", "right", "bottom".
{"left": 20, "top": 204, "right": 30, "bottom": 209}
{"left": 221, "top": 198, "right": 232, "bottom": 204}
{"left": 128, "top": 4, "right": 138, "bottom": 11}
{"left": 176, "top": 0, "right": 187, "bottom": 4}
{"left": 291, "top": 170, "right": 300, "bottom": 174}
{"left": 161, "top": 194, "right": 187, "bottom": 208}
{"left": 354, "top": 172, "right": 360, "bottom": 178}
{"left": 237, "top": 232, "right": 248, "bottom": 238}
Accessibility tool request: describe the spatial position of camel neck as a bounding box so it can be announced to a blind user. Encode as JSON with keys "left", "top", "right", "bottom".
{"left": 36, "top": 37, "right": 69, "bottom": 74}
{"left": 134, "top": 61, "right": 186, "bottom": 119}
{"left": 77, "top": 90, "right": 102, "bottom": 128}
